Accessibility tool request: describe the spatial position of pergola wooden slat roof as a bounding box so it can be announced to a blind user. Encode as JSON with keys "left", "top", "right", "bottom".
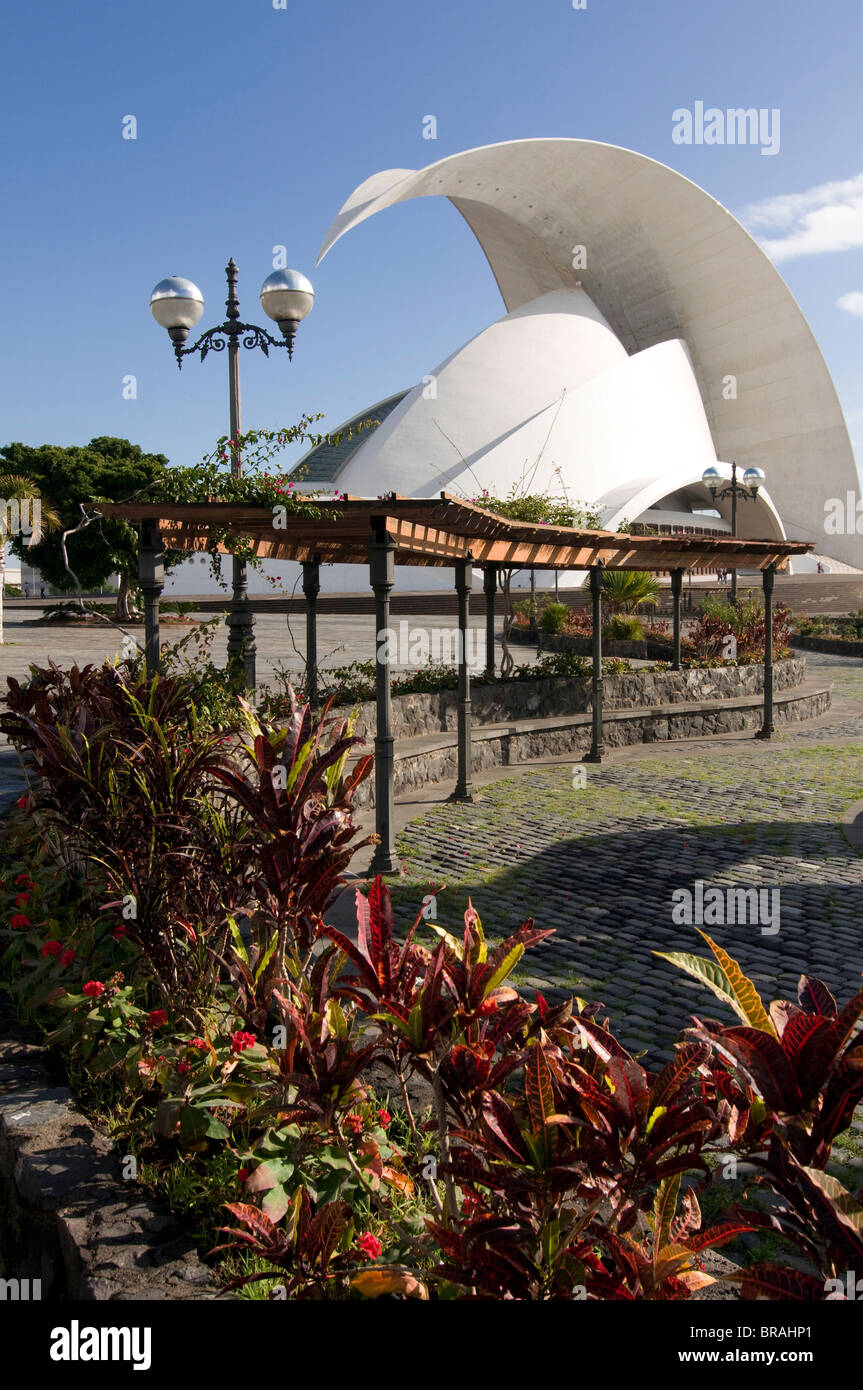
{"left": 99, "top": 492, "right": 812, "bottom": 572}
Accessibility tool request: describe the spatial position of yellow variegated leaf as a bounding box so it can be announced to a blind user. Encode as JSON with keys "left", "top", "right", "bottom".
{"left": 696, "top": 931, "right": 776, "bottom": 1035}
{"left": 653, "top": 1242, "right": 696, "bottom": 1285}
{"left": 655, "top": 931, "right": 775, "bottom": 1036}
{"left": 654, "top": 1174, "right": 682, "bottom": 1264}
{"left": 483, "top": 944, "right": 525, "bottom": 997}
{"left": 253, "top": 929, "right": 279, "bottom": 985}
{"left": 676, "top": 1270, "right": 715, "bottom": 1292}
{"left": 227, "top": 915, "right": 249, "bottom": 967}
{"left": 351, "top": 1269, "right": 428, "bottom": 1299}
{"left": 382, "top": 1166, "right": 415, "bottom": 1195}
{"left": 645, "top": 1105, "right": 667, "bottom": 1137}
{"left": 464, "top": 900, "right": 486, "bottom": 965}
{"left": 428, "top": 925, "right": 463, "bottom": 959}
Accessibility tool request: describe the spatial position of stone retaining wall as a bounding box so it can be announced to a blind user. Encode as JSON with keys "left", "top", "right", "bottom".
{"left": 350, "top": 682, "right": 830, "bottom": 807}
{"left": 0, "top": 1023, "right": 222, "bottom": 1300}
{"left": 793, "top": 635, "right": 863, "bottom": 658}
{"left": 341, "top": 659, "right": 805, "bottom": 741}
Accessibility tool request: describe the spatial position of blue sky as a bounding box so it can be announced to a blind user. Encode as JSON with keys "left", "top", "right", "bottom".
{"left": 2, "top": 0, "right": 863, "bottom": 471}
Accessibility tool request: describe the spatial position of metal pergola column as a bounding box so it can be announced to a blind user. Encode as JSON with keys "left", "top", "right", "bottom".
{"left": 302, "top": 555, "right": 321, "bottom": 711}
{"left": 368, "top": 525, "right": 398, "bottom": 874}
{"left": 756, "top": 564, "right": 776, "bottom": 740}
{"left": 671, "top": 568, "right": 683, "bottom": 671}
{"left": 451, "top": 557, "right": 475, "bottom": 801}
{"left": 483, "top": 563, "right": 497, "bottom": 679}
{"left": 139, "top": 519, "right": 164, "bottom": 679}
{"left": 585, "top": 561, "right": 604, "bottom": 763}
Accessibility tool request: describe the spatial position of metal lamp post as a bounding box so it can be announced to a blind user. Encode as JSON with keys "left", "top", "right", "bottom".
{"left": 702, "top": 462, "right": 766, "bottom": 606}
{"left": 150, "top": 260, "right": 314, "bottom": 688}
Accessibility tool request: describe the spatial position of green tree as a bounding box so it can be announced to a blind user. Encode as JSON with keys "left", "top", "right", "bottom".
{"left": 0, "top": 437, "right": 171, "bottom": 620}
{"left": 0, "top": 475, "right": 61, "bottom": 643}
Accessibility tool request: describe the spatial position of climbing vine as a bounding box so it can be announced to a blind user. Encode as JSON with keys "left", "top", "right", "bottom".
{"left": 468, "top": 487, "right": 602, "bottom": 676}
{"left": 136, "top": 415, "right": 375, "bottom": 587}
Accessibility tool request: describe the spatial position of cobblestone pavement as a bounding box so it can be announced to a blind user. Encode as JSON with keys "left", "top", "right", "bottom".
{"left": 390, "top": 650, "right": 863, "bottom": 1181}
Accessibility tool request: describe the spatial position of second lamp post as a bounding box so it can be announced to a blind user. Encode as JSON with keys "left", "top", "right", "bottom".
{"left": 702, "top": 461, "right": 766, "bottom": 605}
{"left": 150, "top": 258, "right": 314, "bottom": 688}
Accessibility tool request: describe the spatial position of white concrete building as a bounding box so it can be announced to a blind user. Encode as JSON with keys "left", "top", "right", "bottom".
{"left": 166, "top": 138, "right": 861, "bottom": 595}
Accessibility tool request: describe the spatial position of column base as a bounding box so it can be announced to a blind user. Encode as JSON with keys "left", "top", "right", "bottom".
{"left": 754, "top": 725, "right": 775, "bottom": 740}
{"left": 583, "top": 749, "right": 604, "bottom": 764}
{"left": 449, "top": 787, "right": 477, "bottom": 803}
{"left": 369, "top": 848, "right": 402, "bottom": 876}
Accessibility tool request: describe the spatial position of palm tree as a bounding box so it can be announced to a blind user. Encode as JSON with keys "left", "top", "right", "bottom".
{"left": 601, "top": 569, "right": 660, "bottom": 616}
{"left": 0, "top": 475, "right": 60, "bottom": 644}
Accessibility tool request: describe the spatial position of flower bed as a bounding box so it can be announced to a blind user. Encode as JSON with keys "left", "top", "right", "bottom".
{"left": 2, "top": 659, "right": 862, "bottom": 1301}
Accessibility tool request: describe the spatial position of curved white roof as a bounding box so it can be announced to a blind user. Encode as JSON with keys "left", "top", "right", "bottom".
{"left": 319, "top": 138, "right": 861, "bottom": 566}
{"left": 320, "top": 287, "right": 719, "bottom": 508}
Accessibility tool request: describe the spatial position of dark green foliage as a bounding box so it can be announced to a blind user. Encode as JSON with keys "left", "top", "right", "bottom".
{"left": 0, "top": 437, "right": 172, "bottom": 593}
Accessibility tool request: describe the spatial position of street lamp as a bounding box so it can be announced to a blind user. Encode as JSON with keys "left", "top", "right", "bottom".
{"left": 150, "top": 258, "right": 314, "bottom": 688}
{"left": 702, "top": 461, "right": 766, "bottom": 605}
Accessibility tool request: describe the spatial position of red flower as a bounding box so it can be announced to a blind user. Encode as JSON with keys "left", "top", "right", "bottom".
{"left": 346, "top": 1113, "right": 363, "bottom": 1135}
{"left": 10, "top": 913, "right": 30, "bottom": 930}
{"left": 478, "top": 998, "right": 499, "bottom": 1016}
{"left": 83, "top": 980, "right": 105, "bottom": 998}
{"left": 176, "top": 1060, "right": 191, "bottom": 1076}
{"left": 356, "top": 1232, "right": 382, "bottom": 1261}
{"left": 230, "top": 1030, "right": 256, "bottom": 1054}
{"left": 16, "top": 794, "right": 29, "bottom": 811}
{"left": 111, "top": 925, "right": 129, "bottom": 939}
{"left": 377, "top": 1108, "right": 391, "bottom": 1128}
{"left": 15, "top": 893, "right": 30, "bottom": 908}
{"left": 60, "top": 949, "right": 75, "bottom": 967}
{"left": 189, "top": 1037, "right": 207, "bottom": 1050}
{"left": 237, "top": 1167, "right": 250, "bottom": 1184}
{"left": 148, "top": 1010, "right": 168, "bottom": 1028}
{"left": 42, "top": 940, "right": 62, "bottom": 957}
{"left": 15, "top": 874, "right": 33, "bottom": 888}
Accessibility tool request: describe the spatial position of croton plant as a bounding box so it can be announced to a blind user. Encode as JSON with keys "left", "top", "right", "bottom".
{"left": 1, "top": 659, "right": 862, "bottom": 1299}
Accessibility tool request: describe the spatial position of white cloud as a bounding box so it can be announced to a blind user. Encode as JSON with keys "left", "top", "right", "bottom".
{"left": 740, "top": 172, "right": 863, "bottom": 262}
{"left": 837, "top": 291, "right": 863, "bottom": 317}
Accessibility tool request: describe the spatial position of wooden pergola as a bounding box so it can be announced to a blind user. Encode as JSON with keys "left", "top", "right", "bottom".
{"left": 99, "top": 493, "right": 812, "bottom": 873}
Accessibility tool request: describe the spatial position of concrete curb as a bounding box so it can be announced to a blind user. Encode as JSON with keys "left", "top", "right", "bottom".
{"left": 0, "top": 1023, "right": 225, "bottom": 1300}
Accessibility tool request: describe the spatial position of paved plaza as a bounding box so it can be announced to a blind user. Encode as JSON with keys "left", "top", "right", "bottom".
{"left": 0, "top": 607, "right": 517, "bottom": 691}
{"left": 391, "top": 725, "right": 863, "bottom": 1043}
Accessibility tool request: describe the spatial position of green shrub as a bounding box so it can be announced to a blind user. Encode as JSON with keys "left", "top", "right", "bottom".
{"left": 538, "top": 601, "right": 570, "bottom": 634}
{"left": 603, "top": 614, "right": 644, "bottom": 642}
